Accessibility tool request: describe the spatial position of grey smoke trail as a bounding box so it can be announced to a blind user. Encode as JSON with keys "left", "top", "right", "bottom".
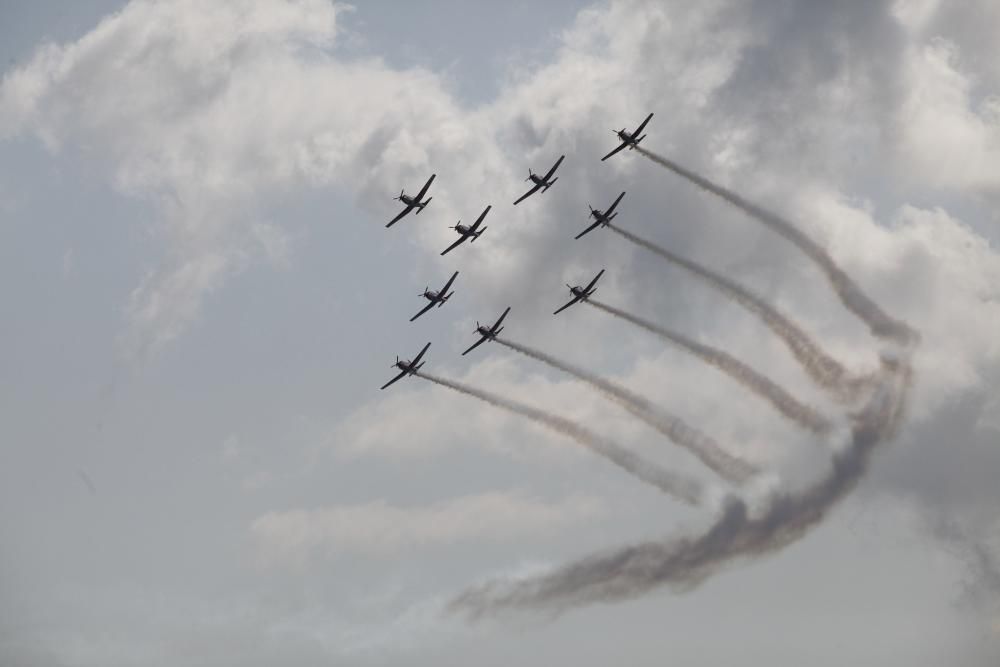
{"left": 495, "top": 336, "right": 756, "bottom": 486}
{"left": 635, "top": 146, "right": 918, "bottom": 345}
{"left": 415, "top": 371, "right": 703, "bottom": 506}
{"left": 449, "top": 353, "right": 912, "bottom": 617}
{"left": 609, "top": 223, "right": 870, "bottom": 403}
{"left": 587, "top": 299, "right": 833, "bottom": 435}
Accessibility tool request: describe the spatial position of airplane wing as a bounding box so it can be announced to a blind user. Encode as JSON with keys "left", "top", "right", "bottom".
{"left": 553, "top": 294, "right": 583, "bottom": 315}
{"left": 462, "top": 335, "right": 489, "bottom": 356}
{"left": 469, "top": 205, "right": 491, "bottom": 231}
{"left": 583, "top": 269, "right": 605, "bottom": 293}
{"left": 542, "top": 154, "right": 565, "bottom": 181}
{"left": 513, "top": 182, "right": 542, "bottom": 205}
{"left": 631, "top": 112, "right": 654, "bottom": 137}
{"left": 440, "top": 235, "right": 468, "bottom": 256}
{"left": 380, "top": 369, "right": 408, "bottom": 390}
{"left": 489, "top": 306, "right": 511, "bottom": 333}
{"left": 604, "top": 191, "right": 626, "bottom": 217}
{"left": 409, "top": 300, "right": 437, "bottom": 322}
{"left": 411, "top": 342, "right": 431, "bottom": 366}
{"left": 386, "top": 204, "right": 415, "bottom": 227}
{"left": 574, "top": 219, "right": 603, "bottom": 240}
{"left": 439, "top": 270, "right": 459, "bottom": 295}
{"left": 600, "top": 142, "right": 627, "bottom": 162}
{"left": 414, "top": 173, "right": 436, "bottom": 201}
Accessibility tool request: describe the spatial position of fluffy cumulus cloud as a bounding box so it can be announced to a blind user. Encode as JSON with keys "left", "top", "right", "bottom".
{"left": 4, "top": 0, "right": 1000, "bottom": 662}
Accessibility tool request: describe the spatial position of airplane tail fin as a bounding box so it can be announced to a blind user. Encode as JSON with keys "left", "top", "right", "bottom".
{"left": 543, "top": 177, "right": 558, "bottom": 192}
{"left": 416, "top": 197, "right": 432, "bottom": 213}
{"left": 440, "top": 292, "right": 451, "bottom": 305}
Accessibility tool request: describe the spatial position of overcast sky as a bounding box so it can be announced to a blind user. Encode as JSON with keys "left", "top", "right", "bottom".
{"left": 2, "top": 1, "right": 1000, "bottom": 665}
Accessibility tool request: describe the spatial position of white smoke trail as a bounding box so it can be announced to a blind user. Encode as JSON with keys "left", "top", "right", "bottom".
{"left": 416, "top": 371, "right": 704, "bottom": 506}
{"left": 494, "top": 336, "right": 757, "bottom": 485}
{"left": 635, "top": 147, "right": 919, "bottom": 345}
{"left": 609, "top": 223, "right": 873, "bottom": 403}
{"left": 587, "top": 299, "right": 833, "bottom": 435}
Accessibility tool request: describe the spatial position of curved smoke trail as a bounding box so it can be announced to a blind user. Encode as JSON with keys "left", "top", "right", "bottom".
{"left": 449, "top": 352, "right": 911, "bottom": 617}
{"left": 415, "top": 371, "right": 704, "bottom": 506}
{"left": 587, "top": 299, "right": 833, "bottom": 435}
{"left": 494, "top": 336, "right": 756, "bottom": 485}
{"left": 609, "top": 223, "right": 872, "bottom": 403}
{"left": 634, "top": 147, "right": 918, "bottom": 345}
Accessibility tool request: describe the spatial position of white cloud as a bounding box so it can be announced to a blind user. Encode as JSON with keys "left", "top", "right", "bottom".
{"left": 250, "top": 490, "right": 606, "bottom": 567}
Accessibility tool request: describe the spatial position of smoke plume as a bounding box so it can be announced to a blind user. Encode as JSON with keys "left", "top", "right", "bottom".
{"left": 449, "top": 352, "right": 912, "bottom": 616}
{"left": 609, "top": 223, "right": 870, "bottom": 403}
{"left": 415, "top": 371, "right": 703, "bottom": 506}
{"left": 587, "top": 299, "right": 833, "bottom": 435}
{"left": 494, "top": 336, "right": 756, "bottom": 485}
{"left": 635, "top": 147, "right": 918, "bottom": 345}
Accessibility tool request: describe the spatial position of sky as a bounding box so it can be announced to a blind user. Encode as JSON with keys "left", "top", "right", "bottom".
{"left": 1, "top": 0, "right": 999, "bottom": 665}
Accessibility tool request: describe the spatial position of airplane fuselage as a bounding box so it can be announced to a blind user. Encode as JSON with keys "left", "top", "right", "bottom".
{"left": 399, "top": 193, "right": 427, "bottom": 208}
{"left": 423, "top": 289, "right": 440, "bottom": 301}
{"left": 617, "top": 129, "right": 636, "bottom": 145}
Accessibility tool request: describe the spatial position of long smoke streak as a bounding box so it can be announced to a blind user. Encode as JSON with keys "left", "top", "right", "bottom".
{"left": 415, "top": 371, "right": 703, "bottom": 506}
{"left": 609, "top": 223, "right": 869, "bottom": 403}
{"left": 495, "top": 336, "right": 756, "bottom": 485}
{"left": 635, "top": 146, "right": 918, "bottom": 345}
{"left": 587, "top": 299, "right": 833, "bottom": 435}
{"left": 449, "top": 353, "right": 912, "bottom": 616}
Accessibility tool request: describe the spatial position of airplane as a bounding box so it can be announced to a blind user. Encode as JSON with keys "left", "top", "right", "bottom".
{"left": 410, "top": 271, "right": 459, "bottom": 322}
{"left": 600, "top": 112, "right": 654, "bottom": 161}
{"left": 462, "top": 306, "right": 511, "bottom": 356}
{"left": 575, "top": 191, "right": 625, "bottom": 239}
{"left": 380, "top": 341, "right": 431, "bottom": 390}
{"left": 513, "top": 154, "right": 565, "bottom": 205}
{"left": 386, "top": 173, "right": 436, "bottom": 227}
{"left": 441, "top": 205, "right": 490, "bottom": 256}
{"left": 554, "top": 269, "right": 605, "bottom": 315}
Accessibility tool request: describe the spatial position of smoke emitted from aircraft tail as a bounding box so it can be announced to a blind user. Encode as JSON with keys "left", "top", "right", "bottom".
{"left": 634, "top": 147, "right": 918, "bottom": 345}
{"left": 449, "top": 353, "right": 912, "bottom": 617}
{"left": 415, "top": 371, "right": 703, "bottom": 506}
{"left": 494, "top": 337, "right": 757, "bottom": 486}
{"left": 608, "top": 223, "right": 870, "bottom": 403}
{"left": 587, "top": 299, "right": 833, "bottom": 435}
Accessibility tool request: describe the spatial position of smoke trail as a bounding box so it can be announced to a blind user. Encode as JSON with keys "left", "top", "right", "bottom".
{"left": 635, "top": 147, "right": 918, "bottom": 345}
{"left": 449, "top": 353, "right": 911, "bottom": 617}
{"left": 494, "top": 336, "right": 757, "bottom": 486}
{"left": 587, "top": 299, "right": 833, "bottom": 435}
{"left": 609, "top": 223, "right": 871, "bottom": 403}
{"left": 415, "top": 371, "right": 703, "bottom": 506}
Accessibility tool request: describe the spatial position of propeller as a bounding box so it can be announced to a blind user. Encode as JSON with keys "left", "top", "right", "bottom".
{"left": 395, "top": 189, "right": 405, "bottom": 201}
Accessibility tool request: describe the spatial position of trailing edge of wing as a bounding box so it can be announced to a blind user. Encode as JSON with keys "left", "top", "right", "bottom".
{"left": 409, "top": 301, "right": 436, "bottom": 322}
{"left": 462, "top": 336, "right": 489, "bottom": 356}
{"left": 632, "top": 112, "right": 653, "bottom": 137}
{"left": 386, "top": 204, "right": 415, "bottom": 227}
{"left": 605, "top": 191, "right": 626, "bottom": 216}
{"left": 543, "top": 155, "right": 565, "bottom": 180}
{"left": 601, "top": 142, "right": 627, "bottom": 162}
{"left": 415, "top": 173, "right": 436, "bottom": 200}
{"left": 440, "top": 236, "right": 467, "bottom": 256}
{"left": 380, "top": 370, "right": 408, "bottom": 390}
{"left": 553, "top": 295, "right": 583, "bottom": 315}
{"left": 575, "top": 220, "right": 602, "bottom": 240}
{"left": 513, "top": 183, "right": 542, "bottom": 205}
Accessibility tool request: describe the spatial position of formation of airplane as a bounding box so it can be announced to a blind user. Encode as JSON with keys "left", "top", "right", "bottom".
{"left": 381, "top": 113, "right": 650, "bottom": 388}
{"left": 554, "top": 269, "right": 605, "bottom": 315}
{"left": 380, "top": 342, "right": 431, "bottom": 390}
{"left": 386, "top": 174, "right": 436, "bottom": 227}
{"left": 441, "top": 205, "right": 491, "bottom": 256}
{"left": 463, "top": 307, "right": 510, "bottom": 356}
{"left": 410, "top": 271, "right": 459, "bottom": 322}
{"left": 576, "top": 191, "right": 625, "bottom": 240}
{"left": 513, "top": 155, "right": 565, "bottom": 205}
{"left": 601, "top": 112, "right": 654, "bottom": 161}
